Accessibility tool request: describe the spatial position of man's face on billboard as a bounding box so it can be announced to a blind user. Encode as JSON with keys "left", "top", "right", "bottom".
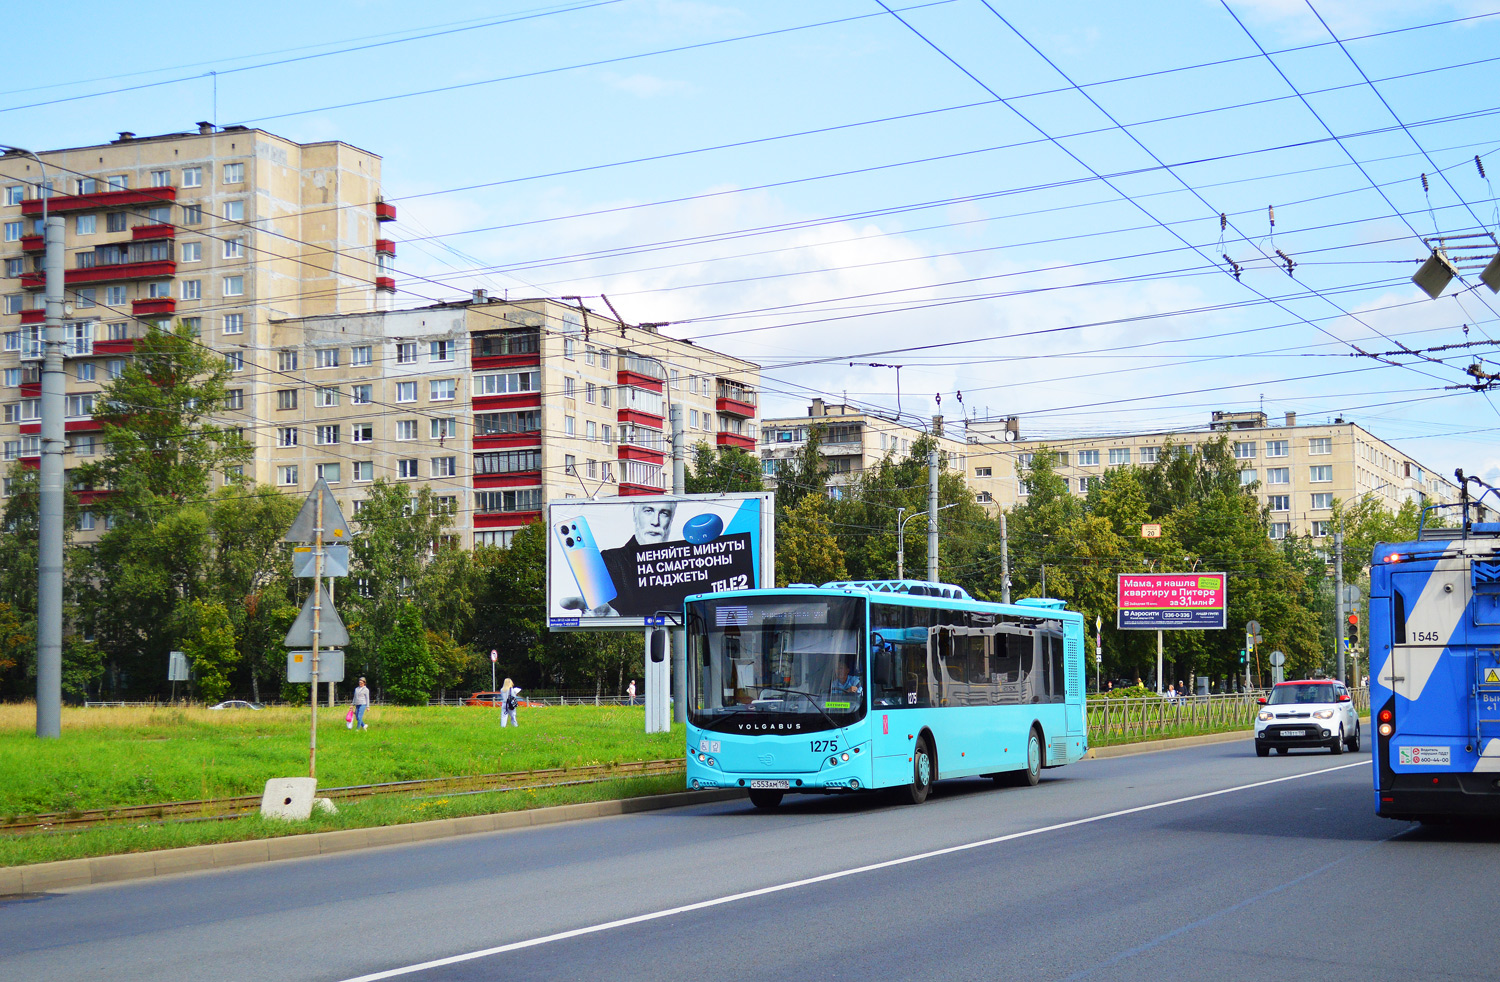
{"left": 634, "top": 502, "right": 676, "bottom": 543}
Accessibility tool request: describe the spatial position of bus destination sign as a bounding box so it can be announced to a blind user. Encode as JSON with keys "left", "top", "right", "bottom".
{"left": 1116, "top": 573, "right": 1227, "bottom": 631}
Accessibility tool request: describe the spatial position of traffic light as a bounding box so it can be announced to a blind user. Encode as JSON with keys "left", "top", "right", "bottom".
{"left": 1346, "top": 612, "right": 1359, "bottom": 646}
{"left": 1239, "top": 649, "right": 1247, "bottom": 664}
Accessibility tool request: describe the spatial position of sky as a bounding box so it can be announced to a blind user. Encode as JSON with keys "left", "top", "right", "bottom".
{"left": 7, "top": 0, "right": 1500, "bottom": 483}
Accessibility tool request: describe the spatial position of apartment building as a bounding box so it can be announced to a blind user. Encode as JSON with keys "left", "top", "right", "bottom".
{"left": 964, "top": 410, "right": 1468, "bottom": 538}
{"left": 1, "top": 125, "right": 392, "bottom": 502}
{"left": 759, "top": 399, "right": 971, "bottom": 496}
{"left": 269, "top": 296, "right": 762, "bottom": 548}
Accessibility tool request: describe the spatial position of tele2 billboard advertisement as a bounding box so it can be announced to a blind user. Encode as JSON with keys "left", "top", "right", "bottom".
{"left": 546, "top": 492, "right": 775, "bottom": 629}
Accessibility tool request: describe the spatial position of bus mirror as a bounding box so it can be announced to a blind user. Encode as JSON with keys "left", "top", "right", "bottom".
{"left": 649, "top": 629, "right": 668, "bottom": 663}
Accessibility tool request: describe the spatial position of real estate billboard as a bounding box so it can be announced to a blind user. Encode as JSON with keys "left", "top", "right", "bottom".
{"left": 1116, "top": 573, "right": 1227, "bottom": 630}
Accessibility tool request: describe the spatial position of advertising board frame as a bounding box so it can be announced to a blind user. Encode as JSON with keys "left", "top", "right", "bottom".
{"left": 1116, "top": 572, "right": 1228, "bottom": 631}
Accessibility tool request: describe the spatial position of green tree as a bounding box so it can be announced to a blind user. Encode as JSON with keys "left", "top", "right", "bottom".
{"left": 686, "top": 442, "right": 763, "bottom": 494}
{"left": 776, "top": 494, "right": 847, "bottom": 586}
{"left": 773, "top": 425, "right": 829, "bottom": 514}
{"left": 0, "top": 601, "right": 27, "bottom": 682}
{"left": 175, "top": 598, "right": 240, "bottom": 704}
{"left": 381, "top": 603, "right": 436, "bottom": 705}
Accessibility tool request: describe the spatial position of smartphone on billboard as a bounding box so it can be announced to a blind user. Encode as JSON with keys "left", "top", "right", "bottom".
{"left": 555, "top": 516, "right": 618, "bottom": 611}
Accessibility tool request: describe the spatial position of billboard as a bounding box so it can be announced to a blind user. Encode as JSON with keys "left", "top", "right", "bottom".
{"left": 546, "top": 492, "right": 775, "bottom": 630}
{"left": 1117, "top": 573, "right": 1227, "bottom": 630}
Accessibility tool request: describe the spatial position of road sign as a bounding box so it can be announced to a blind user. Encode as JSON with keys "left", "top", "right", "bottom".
{"left": 1140, "top": 523, "right": 1162, "bottom": 538}
{"left": 168, "top": 650, "right": 189, "bottom": 681}
{"left": 1269, "top": 649, "right": 1286, "bottom": 667}
{"left": 283, "top": 586, "right": 349, "bottom": 648}
{"left": 291, "top": 544, "right": 349, "bottom": 578}
{"left": 490, "top": 649, "right": 498, "bottom": 663}
{"left": 284, "top": 478, "right": 352, "bottom": 544}
{"left": 287, "top": 649, "right": 345, "bottom": 683}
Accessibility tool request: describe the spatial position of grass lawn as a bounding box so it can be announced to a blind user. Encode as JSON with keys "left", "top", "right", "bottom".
{"left": 0, "top": 702, "right": 685, "bottom": 819}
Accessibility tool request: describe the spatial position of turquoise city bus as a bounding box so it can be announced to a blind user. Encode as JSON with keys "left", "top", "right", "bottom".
{"left": 683, "top": 580, "right": 1089, "bottom": 808}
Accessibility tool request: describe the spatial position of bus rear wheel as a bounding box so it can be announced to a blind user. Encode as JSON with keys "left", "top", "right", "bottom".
{"left": 905, "top": 738, "right": 934, "bottom": 804}
{"left": 748, "top": 789, "right": 784, "bottom": 809}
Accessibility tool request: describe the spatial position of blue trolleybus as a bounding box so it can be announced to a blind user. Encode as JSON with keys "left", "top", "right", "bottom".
{"left": 682, "top": 580, "right": 1089, "bottom": 808}
{"left": 1370, "top": 485, "right": 1500, "bottom": 821}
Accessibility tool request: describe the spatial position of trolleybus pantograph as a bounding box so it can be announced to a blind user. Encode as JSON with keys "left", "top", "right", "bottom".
{"left": 1370, "top": 472, "right": 1500, "bottom": 821}
{"left": 683, "top": 580, "right": 1089, "bottom": 808}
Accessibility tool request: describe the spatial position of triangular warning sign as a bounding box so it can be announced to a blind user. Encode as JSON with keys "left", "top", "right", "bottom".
{"left": 282, "top": 586, "right": 349, "bottom": 648}
{"left": 1486, "top": 668, "right": 1500, "bottom": 684}
{"left": 284, "top": 478, "right": 352, "bottom": 543}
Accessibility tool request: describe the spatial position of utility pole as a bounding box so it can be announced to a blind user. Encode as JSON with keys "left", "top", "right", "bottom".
{"left": 926, "top": 446, "right": 939, "bottom": 582}
{"left": 37, "top": 209, "right": 64, "bottom": 738}
{"left": 309, "top": 490, "right": 324, "bottom": 779}
{"left": 1000, "top": 512, "right": 1011, "bottom": 604}
{"left": 670, "top": 404, "right": 686, "bottom": 724}
{"left": 1334, "top": 530, "right": 1346, "bottom": 684}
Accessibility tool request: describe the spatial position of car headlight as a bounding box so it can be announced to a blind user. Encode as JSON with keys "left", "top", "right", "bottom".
{"left": 1313, "top": 710, "right": 1334, "bottom": 719}
{"left": 1257, "top": 711, "right": 1273, "bottom": 721}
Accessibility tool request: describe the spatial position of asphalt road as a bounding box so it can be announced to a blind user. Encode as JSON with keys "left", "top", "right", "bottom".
{"left": 4, "top": 739, "right": 1497, "bottom": 982}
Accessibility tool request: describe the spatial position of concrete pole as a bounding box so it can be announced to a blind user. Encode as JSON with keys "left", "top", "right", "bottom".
{"left": 1334, "top": 531, "right": 1346, "bottom": 684}
{"left": 926, "top": 447, "right": 939, "bottom": 583}
{"left": 670, "top": 404, "right": 686, "bottom": 725}
{"left": 309, "top": 491, "right": 323, "bottom": 779}
{"left": 1000, "top": 511, "right": 1011, "bottom": 604}
{"left": 36, "top": 213, "right": 65, "bottom": 739}
{"left": 896, "top": 507, "right": 906, "bottom": 580}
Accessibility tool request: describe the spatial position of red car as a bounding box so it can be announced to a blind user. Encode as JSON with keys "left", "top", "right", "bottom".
{"left": 465, "top": 692, "right": 542, "bottom": 708}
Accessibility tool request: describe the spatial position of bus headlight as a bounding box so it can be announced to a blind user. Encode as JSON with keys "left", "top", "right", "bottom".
{"left": 1379, "top": 723, "right": 1393, "bottom": 737}
{"left": 841, "top": 752, "right": 850, "bottom": 761}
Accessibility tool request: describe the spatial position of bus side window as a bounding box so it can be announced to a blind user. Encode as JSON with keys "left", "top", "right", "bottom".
{"left": 1048, "top": 635, "right": 1065, "bottom": 703}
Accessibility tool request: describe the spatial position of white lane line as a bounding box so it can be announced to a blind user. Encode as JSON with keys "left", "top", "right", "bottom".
{"left": 338, "top": 760, "right": 1368, "bottom": 982}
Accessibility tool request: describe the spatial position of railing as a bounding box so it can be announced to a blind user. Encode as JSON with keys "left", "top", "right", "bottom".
{"left": 1085, "top": 687, "right": 1369, "bottom": 743}
{"left": 618, "top": 353, "right": 666, "bottom": 380}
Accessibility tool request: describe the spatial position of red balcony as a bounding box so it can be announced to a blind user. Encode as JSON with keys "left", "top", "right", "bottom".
{"left": 618, "top": 445, "right": 665, "bottom": 464}
{"left": 21, "top": 186, "right": 176, "bottom": 216}
{"left": 375, "top": 276, "right": 396, "bottom": 292}
{"left": 375, "top": 238, "right": 395, "bottom": 254}
{"left": 473, "top": 473, "right": 541, "bottom": 489}
{"left": 473, "top": 393, "right": 541, "bottom": 413}
{"left": 20, "top": 309, "right": 44, "bottom": 324}
{"left": 20, "top": 235, "right": 43, "bottom": 253}
{"left": 717, "top": 432, "right": 755, "bottom": 451}
{"left": 375, "top": 201, "right": 397, "bottom": 222}
{"left": 21, "top": 259, "right": 176, "bottom": 289}
{"left": 616, "top": 369, "right": 664, "bottom": 392}
{"left": 94, "top": 338, "right": 137, "bottom": 356}
{"left": 474, "top": 433, "right": 541, "bottom": 451}
{"left": 716, "top": 395, "right": 756, "bottom": 419}
{"left": 132, "top": 297, "right": 176, "bottom": 316}
{"left": 474, "top": 512, "right": 538, "bottom": 529}
{"left": 131, "top": 224, "right": 176, "bottom": 241}
{"left": 617, "top": 408, "right": 663, "bottom": 428}
{"left": 618, "top": 483, "right": 666, "bottom": 497}
{"left": 472, "top": 353, "right": 541, "bottom": 371}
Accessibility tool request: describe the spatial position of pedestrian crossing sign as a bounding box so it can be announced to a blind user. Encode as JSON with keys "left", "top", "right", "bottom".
{"left": 1485, "top": 668, "right": 1500, "bottom": 684}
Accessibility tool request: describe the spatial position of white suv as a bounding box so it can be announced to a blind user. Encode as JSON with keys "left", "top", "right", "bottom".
{"left": 1255, "top": 680, "right": 1360, "bottom": 756}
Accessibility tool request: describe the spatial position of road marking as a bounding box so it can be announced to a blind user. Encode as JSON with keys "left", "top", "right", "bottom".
{"left": 338, "top": 760, "right": 1368, "bottom": 982}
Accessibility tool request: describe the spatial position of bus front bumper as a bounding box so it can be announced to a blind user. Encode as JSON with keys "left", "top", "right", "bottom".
{"left": 685, "top": 750, "right": 873, "bottom": 794}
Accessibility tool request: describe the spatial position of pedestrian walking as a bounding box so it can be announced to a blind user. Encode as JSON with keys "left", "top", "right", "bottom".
{"left": 353, "top": 677, "right": 370, "bottom": 730}
{"left": 500, "top": 678, "right": 521, "bottom": 728}
{"left": 627, "top": 679, "right": 636, "bottom": 706}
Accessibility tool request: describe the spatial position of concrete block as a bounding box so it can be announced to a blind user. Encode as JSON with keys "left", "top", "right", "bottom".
{"left": 313, "top": 797, "right": 337, "bottom": 815}
{"left": 493, "top": 811, "right": 531, "bottom": 831}
{"left": 265, "top": 835, "right": 322, "bottom": 862}
{"left": 152, "top": 845, "right": 216, "bottom": 877}
{"left": 0, "top": 866, "right": 27, "bottom": 896}
{"left": 22, "top": 859, "right": 92, "bottom": 893}
{"left": 89, "top": 853, "right": 158, "bottom": 884}
{"left": 261, "top": 777, "right": 318, "bottom": 821}
{"left": 211, "top": 840, "right": 269, "bottom": 868}
{"left": 448, "top": 815, "right": 499, "bottom": 836}
{"left": 317, "top": 829, "right": 369, "bottom": 854}
{"left": 363, "top": 825, "right": 416, "bottom": 848}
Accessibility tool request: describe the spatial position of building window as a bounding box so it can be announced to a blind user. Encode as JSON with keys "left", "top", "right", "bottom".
{"left": 3, "top": 294, "right": 21, "bottom": 314}
{"left": 1266, "top": 467, "right": 1290, "bottom": 485}
{"left": 351, "top": 384, "right": 372, "bottom": 404}
{"left": 224, "top": 237, "right": 243, "bottom": 259}
{"left": 1311, "top": 520, "right": 1333, "bottom": 537}
{"left": 1310, "top": 465, "right": 1333, "bottom": 483}
{"left": 224, "top": 351, "right": 244, "bottom": 372}
{"left": 4, "top": 187, "right": 21, "bottom": 206}
{"left": 277, "top": 427, "right": 298, "bottom": 447}
{"left": 601, "top": 424, "right": 612, "bottom": 444}
{"left": 1265, "top": 440, "right": 1289, "bottom": 457}
{"left": 353, "top": 461, "right": 373, "bottom": 482}
{"left": 4, "top": 258, "right": 21, "bottom": 278}
{"left": 586, "top": 420, "right": 597, "bottom": 442}
{"left": 181, "top": 204, "right": 202, "bottom": 226}
{"left": 396, "top": 381, "right": 416, "bottom": 403}
{"left": 432, "top": 456, "right": 456, "bottom": 477}
{"left": 564, "top": 454, "right": 576, "bottom": 476}
{"left": 585, "top": 345, "right": 596, "bottom": 366}
{"left": 1269, "top": 522, "right": 1290, "bottom": 540}
{"left": 1311, "top": 492, "right": 1334, "bottom": 509}
{"left": 222, "top": 163, "right": 244, "bottom": 184}
{"left": 105, "top": 174, "right": 128, "bottom": 191}
{"left": 976, "top": 491, "right": 993, "bottom": 503}
{"left": 342, "top": 423, "right": 371, "bottom": 444}
{"left": 1233, "top": 442, "right": 1256, "bottom": 459}
{"left": 430, "top": 339, "right": 453, "bottom": 362}
{"left": 474, "top": 530, "right": 517, "bottom": 548}
{"left": 1109, "top": 448, "right": 1131, "bottom": 465}
{"left": 226, "top": 389, "right": 243, "bottom": 410}
{"left": 585, "top": 382, "right": 597, "bottom": 404}
{"left": 475, "top": 488, "right": 543, "bottom": 513}
{"left": 76, "top": 362, "right": 96, "bottom": 382}
{"left": 317, "top": 386, "right": 338, "bottom": 408}
{"left": 1309, "top": 437, "right": 1332, "bottom": 455}
{"left": 565, "top": 415, "right": 575, "bottom": 436}
{"left": 223, "top": 201, "right": 244, "bottom": 222}
{"left": 277, "top": 389, "right": 298, "bottom": 411}
{"left": 1077, "top": 450, "right": 1100, "bottom": 466}
{"left": 223, "top": 275, "right": 244, "bottom": 297}
{"left": 75, "top": 214, "right": 96, "bottom": 235}
{"left": 317, "top": 463, "right": 341, "bottom": 483}
{"left": 182, "top": 167, "right": 202, "bottom": 188}
{"left": 147, "top": 281, "right": 171, "bottom": 299}
{"left": 1239, "top": 470, "right": 1256, "bottom": 486}
{"left": 2, "top": 222, "right": 20, "bottom": 243}
{"left": 76, "top": 511, "right": 95, "bottom": 532}
{"left": 601, "top": 386, "right": 611, "bottom": 408}
{"left": 430, "top": 379, "right": 455, "bottom": 401}
{"left": 278, "top": 349, "right": 298, "bottom": 371}
{"left": 397, "top": 459, "right": 419, "bottom": 479}
{"left": 66, "top": 394, "right": 95, "bottom": 418}
{"left": 1268, "top": 494, "right": 1289, "bottom": 511}
{"left": 316, "top": 425, "right": 339, "bottom": 445}
{"left": 974, "top": 466, "right": 992, "bottom": 477}
{"left": 315, "top": 348, "right": 339, "bottom": 369}
{"left": 178, "top": 241, "right": 201, "bottom": 264}
{"left": 182, "top": 279, "right": 201, "bottom": 301}
{"left": 147, "top": 205, "right": 170, "bottom": 224}
{"left": 431, "top": 417, "right": 456, "bottom": 440}
{"left": 223, "top": 313, "right": 243, "bottom": 335}
{"left": 1078, "top": 476, "right": 1099, "bottom": 492}
{"left": 106, "top": 212, "right": 128, "bottom": 233}
{"left": 475, "top": 410, "right": 541, "bottom": 435}
{"left": 351, "top": 346, "right": 371, "bottom": 367}
{"left": 563, "top": 376, "right": 576, "bottom": 398}
{"left": 278, "top": 465, "right": 298, "bottom": 486}
{"left": 689, "top": 409, "right": 699, "bottom": 429}
{"left": 2, "top": 368, "right": 17, "bottom": 387}
{"left": 105, "top": 286, "right": 127, "bottom": 306}
{"left": 474, "top": 370, "right": 540, "bottom": 395}
{"left": 564, "top": 337, "right": 576, "bottom": 360}
{"left": 396, "top": 342, "right": 417, "bottom": 364}
{"left": 396, "top": 420, "right": 418, "bottom": 441}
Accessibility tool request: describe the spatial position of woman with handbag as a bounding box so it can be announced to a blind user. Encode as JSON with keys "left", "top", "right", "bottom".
{"left": 352, "top": 677, "right": 370, "bottom": 730}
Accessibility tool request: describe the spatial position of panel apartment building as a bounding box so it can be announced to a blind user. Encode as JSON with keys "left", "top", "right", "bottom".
{"left": 964, "top": 410, "right": 1470, "bottom": 538}
{"left": 1, "top": 124, "right": 392, "bottom": 503}
{"left": 759, "top": 399, "right": 971, "bottom": 495}
{"left": 268, "top": 296, "right": 761, "bottom": 547}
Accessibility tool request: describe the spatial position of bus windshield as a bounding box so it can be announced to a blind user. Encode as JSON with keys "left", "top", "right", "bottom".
{"left": 687, "top": 596, "right": 866, "bottom": 732}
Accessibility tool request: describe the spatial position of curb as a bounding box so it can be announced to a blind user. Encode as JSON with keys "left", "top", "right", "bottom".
{"left": 0, "top": 787, "right": 745, "bottom": 896}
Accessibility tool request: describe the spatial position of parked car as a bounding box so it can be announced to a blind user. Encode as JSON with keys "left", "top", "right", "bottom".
{"left": 465, "top": 691, "right": 543, "bottom": 708}
{"left": 209, "top": 700, "right": 264, "bottom": 711}
{"left": 1254, "top": 680, "right": 1359, "bottom": 756}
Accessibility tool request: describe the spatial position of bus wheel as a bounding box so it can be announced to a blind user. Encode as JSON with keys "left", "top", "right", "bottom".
{"left": 1016, "top": 727, "right": 1043, "bottom": 787}
{"left": 905, "top": 738, "right": 934, "bottom": 804}
{"left": 748, "top": 789, "right": 784, "bottom": 809}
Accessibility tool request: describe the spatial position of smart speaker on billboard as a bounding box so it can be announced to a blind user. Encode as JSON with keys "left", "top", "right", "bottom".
{"left": 546, "top": 492, "right": 775, "bottom": 630}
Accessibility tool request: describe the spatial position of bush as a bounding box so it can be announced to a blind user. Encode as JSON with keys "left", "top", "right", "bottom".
{"left": 380, "top": 603, "right": 435, "bottom": 705}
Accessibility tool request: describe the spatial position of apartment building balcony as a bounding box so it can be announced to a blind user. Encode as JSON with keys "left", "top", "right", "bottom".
{"left": 94, "top": 337, "right": 137, "bottom": 356}
{"left": 375, "top": 239, "right": 395, "bottom": 254}
{"left": 472, "top": 473, "right": 541, "bottom": 489}
{"left": 132, "top": 297, "right": 175, "bottom": 317}
{"left": 19, "top": 309, "right": 43, "bottom": 325}
{"left": 131, "top": 223, "right": 176, "bottom": 241}
{"left": 20, "top": 235, "right": 43, "bottom": 253}
{"left": 375, "top": 276, "right": 396, "bottom": 292}
{"left": 21, "top": 259, "right": 176, "bottom": 289}
{"left": 376, "top": 201, "right": 397, "bottom": 222}
{"left": 715, "top": 380, "right": 757, "bottom": 418}
{"left": 617, "top": 353, "right": 666, "bottom": 392}
{"left": 20, "top": 186, "right": 176, "bottom": 216}
{"left": 471, "top": 328, "right": 541, "bottom": 370}
{"left": 717, "top": 431, "right": 755, "bottom": 451}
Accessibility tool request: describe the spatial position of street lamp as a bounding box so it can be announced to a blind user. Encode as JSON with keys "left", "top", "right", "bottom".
{"left": 897, "top": 503, "right": 956, "bottom": 580}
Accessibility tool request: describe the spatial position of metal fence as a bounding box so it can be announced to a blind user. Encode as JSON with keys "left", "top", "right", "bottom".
{"left": 1086, "top": 687, "right": 1370, "bottom": 743}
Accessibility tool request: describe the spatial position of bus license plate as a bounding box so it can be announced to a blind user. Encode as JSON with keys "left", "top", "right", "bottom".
{"left": 1282, "top": 729, "right": 1305, "bottom": 737}
{"left": 749, "top": 780, "right": 789, "bottom": 790}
